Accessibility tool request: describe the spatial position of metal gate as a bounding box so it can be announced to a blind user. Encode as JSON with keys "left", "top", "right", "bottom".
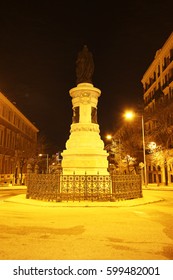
{"left": 60, "top": 174, "right": 111, "bottom": 201}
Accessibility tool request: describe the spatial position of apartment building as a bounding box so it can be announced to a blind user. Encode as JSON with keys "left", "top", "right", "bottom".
{"left": 141, "top": 32, "right": 173, "bottom": 185}
{"left": 0, "top": 91, "right": 39, "bottom": 185}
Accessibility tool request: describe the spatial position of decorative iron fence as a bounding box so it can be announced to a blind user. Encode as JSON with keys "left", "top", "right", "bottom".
{"left": 26, "top": 173, "right": 142, "bottom": 202}
{"left": 111, "top": 174, "right": 142, "bottom": 200}
{"left": 26, "top": 174, "right": 60, "bottom": 201}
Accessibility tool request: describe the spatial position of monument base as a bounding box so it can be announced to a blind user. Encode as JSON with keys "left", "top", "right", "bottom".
{"left": 61, "top": 83, "right": 109, "bottom": 175}
{"left": 62, "top": 150, "right": 109, "bottom": 175}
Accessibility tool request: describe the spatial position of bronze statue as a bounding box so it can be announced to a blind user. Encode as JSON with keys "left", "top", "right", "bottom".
{"left": 76, "top": 45, "right": 94, "bottom": 84}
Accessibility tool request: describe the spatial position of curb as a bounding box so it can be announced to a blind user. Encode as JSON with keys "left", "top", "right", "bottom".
{"left": 0, "top": 186, "right": 27, "bottom": 191}
{"left": 3, "top": 192, "right": 165, "bottom": 208}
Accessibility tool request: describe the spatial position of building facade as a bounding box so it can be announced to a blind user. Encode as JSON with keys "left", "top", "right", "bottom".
{"left": 141, "top": 32, "right": 173, "bottom": 185}
{"left": 0, "top": 92, "right": 39, "bottom": 185}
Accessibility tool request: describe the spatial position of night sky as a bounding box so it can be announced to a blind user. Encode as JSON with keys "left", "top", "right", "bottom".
{"left": 0, "top": 0, "right": 173, "bottom": 153}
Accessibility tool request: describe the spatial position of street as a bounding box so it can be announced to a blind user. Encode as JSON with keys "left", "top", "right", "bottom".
{"left": 0, "top": 189, "right": 26, "bottom": 200}
{"left": 0, "top": 190, "right": 172, "bottom": 260}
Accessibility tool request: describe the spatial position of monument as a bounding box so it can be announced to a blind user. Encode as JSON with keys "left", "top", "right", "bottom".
{"left": 61, "top": 46, "right": 109, "bottom": 175}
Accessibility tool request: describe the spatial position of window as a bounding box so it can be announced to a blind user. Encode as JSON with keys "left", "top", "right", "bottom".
{"left": 171, "top": 175, "right": 173, "bottom": 183}
{"left": 8, "top": 110, "right": 12, "bottom": 122}
{"left": 0, "top": 102, "right": 2, "bottom": 116}
{"left": 154, "top": 174, "right": 156, "bottom": 183}
{"left": 158, "top": 174, "right": 162, "bottom": 183}
{"left": 158, "top": 65, "right": 160, "bottom": 77}
{"left": 0, "top": 126, "right": 4, "bottom": 146}
{"left": 0, "top": 156, "right": 2, "bottom": 173}
{"left": 170, "top": 49, "right": 173, "bottom": 62}
{"left": 6, "top": 129, "right": 11, "bottom": 148}
{"left": 154, "top": 72, "right": 156, "bottom": 81}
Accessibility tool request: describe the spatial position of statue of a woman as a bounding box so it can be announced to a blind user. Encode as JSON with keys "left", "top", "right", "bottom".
{"left": 76, "top": 45, "right": 94, "bottom": 85}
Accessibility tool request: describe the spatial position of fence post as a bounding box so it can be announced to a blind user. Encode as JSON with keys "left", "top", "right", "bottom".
{"left": 56, "top": 172, "right": 61, "bottom": 202}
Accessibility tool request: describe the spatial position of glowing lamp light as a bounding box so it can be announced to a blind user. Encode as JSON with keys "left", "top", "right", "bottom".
{"left": 124, "top": 111, "right": 135, "bottom": 120}
{"left": 106, "top": 134, "right": 112, "bottom": 140}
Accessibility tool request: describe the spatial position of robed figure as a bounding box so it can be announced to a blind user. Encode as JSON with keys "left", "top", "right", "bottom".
{"left": 76, "top": 45, "right": 94, "bottom": 85}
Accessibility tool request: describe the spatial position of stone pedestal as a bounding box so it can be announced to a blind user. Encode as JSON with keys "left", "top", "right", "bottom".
{"left": 61, "top": 83, "right": 109, "bottom": 175}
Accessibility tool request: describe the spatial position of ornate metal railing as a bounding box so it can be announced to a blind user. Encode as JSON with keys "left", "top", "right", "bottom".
{"left": 111, "top": 174, "right": 142, "bottom": 200}
{"left": 26, "top": 173, "right": 142, "bottom": 202}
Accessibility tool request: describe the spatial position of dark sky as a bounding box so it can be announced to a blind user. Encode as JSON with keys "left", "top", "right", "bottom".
{"left": 0, "top": 0, "right": 173, "bottom": 153}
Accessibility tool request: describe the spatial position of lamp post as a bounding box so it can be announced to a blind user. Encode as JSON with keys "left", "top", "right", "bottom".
{"left": 141, "top": 115, "right": 147, "bottom": 187}
{"left": 124, "top": 111, "right": 147, "bottom": 187}
{"left": 38, "top": 153, "right": 49, "bottom": 174}
{"left": 105, "top": 134, "right": 122, "bottom": 173}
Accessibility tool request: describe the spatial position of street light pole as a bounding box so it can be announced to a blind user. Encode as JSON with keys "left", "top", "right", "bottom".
{"left": 124, "top": 111, "right": 147, "bottom": 187}
{"left": 46, "top": 154, "right": 49, "bottom": 174}
{"left": 39, "top": 154, "right": 49, "bottom": 174}
{"left": 142, "top": 115, "right": 147, "bottom": 187}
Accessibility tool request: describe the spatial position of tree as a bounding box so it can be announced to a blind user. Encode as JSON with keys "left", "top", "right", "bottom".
{"left": 105, "top": 139, "right": 125, "bottom": 173}
{"left": 112, "top": 119, "right": 143, "bottom": 173}
{"left": 146, "top": 97, "right": 173, "bottom": 185}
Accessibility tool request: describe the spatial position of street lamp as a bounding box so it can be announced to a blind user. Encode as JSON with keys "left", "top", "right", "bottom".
{"left": 124, "top": 111, "right": 147, "bottom": 187}
{"left": 38, "top": 153, "right": 49, "bottom": 174}
{"left": 105, "top": 134, "right": 114, "bottom": 151}
{"left": 106, "top": 134, "right": 112, "bottom": 141}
